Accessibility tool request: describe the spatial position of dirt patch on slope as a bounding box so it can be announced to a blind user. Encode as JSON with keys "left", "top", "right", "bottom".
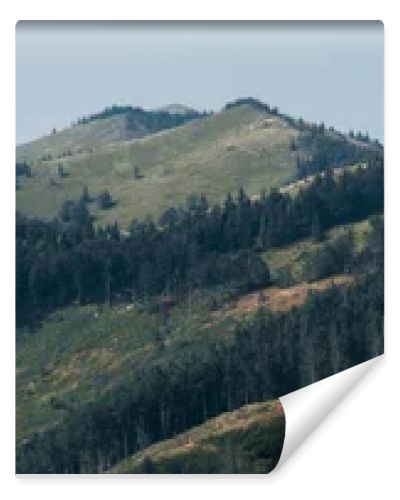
{"left": 223, "top": 274, "right": 354, "bottom": 317}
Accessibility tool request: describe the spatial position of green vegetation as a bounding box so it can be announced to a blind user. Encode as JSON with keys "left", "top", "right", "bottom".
{"left": 16, "top": 105, "right": 205, "bottom": 165}
{"left": 16, "top": 101, "right": 381, "bottom": 227}
{"left": 15, "top": 99, "right": 384, "bottom": 474}
{"left": 16, "top": 209, "right": 383, "bottom": 472}
{"left": 16, "top": 289, "right": 239, "bottom": 443}
{"left": 16, "top": 115, "right": 132, "bottom": 164}
{"left": 16, "top": 162, "right": 382, "bottom": 329}
{"left": 16, "top": 269, "right": 383, "bottom": 473}
{"left": 280, "top": 163, "right": 368, "bottom": 197}
{"left": 16, "top": 104, "right": 300, "bottom": 225}
{"left": 109, "top": 401, "right": 285, "bottom": 474}
{"left": 264, "top": 218, "right": 374, "bottom": 285}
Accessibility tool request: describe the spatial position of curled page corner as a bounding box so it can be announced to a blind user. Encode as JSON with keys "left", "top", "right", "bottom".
{"left": 275, "top": 355, "right": 383, "bottom": 471}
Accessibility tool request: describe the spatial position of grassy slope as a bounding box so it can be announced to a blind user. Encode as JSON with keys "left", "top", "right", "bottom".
{"left": 16, "top": 105, "right": 299, "bottom": 226}
{"left": 107, "top": 400, "right": 285, "bottom": 474}
{"left": 16, "top": 115, "right": 139, "bottom": 164}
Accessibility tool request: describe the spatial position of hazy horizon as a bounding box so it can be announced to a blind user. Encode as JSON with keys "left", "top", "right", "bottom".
{"left": 16, "top": 21, "right": 384, "bottom": 145}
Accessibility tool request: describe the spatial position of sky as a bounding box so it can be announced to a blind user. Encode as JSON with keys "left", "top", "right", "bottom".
{"left": 16, "top": 21, "right": 384, "bottom": 145}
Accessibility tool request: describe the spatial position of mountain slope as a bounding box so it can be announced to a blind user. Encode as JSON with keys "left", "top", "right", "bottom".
{"left": 16, "top": 217, "right": 371, "bottom": 443}
{"left": 107, "top": 400, "right": 285, "bottom": 474}
{"left": 15, "top": 98, "right": 384, "bottom": 473}
{"left": 17, "top": 115, "right": 141, "bottom": 164}
{"left": 16, "top": 100, "right": 382, "bottom": 227}
{"left": 16, "top": 104, "right": 300, "bottom": 225}
{"left": 16, "top": 202, "right": 382, "bottom": 473}
{"left": 16, "top": 105, "right": 204, "bottom": 164}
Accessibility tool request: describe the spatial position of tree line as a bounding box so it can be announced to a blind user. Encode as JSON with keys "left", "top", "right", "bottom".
{"left": 76, "top": 104, "right": 207, "bottom": 133}
{"left": 295, "top": 129, "right": 383, "bottom": 178}
{"left": 16, "top": 159, "right": 383, "bottom": 329}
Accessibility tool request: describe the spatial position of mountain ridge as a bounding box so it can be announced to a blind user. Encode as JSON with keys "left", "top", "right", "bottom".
{"left": 16, "top": 98, "right": 382, "bottom": 227}
{"left": 16, "top": 105, "right": 206, "bottom": 164}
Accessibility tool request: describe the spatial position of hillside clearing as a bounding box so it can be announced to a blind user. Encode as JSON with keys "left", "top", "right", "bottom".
{"left": 216, "top": 274, "right": 354, "bottom": 320}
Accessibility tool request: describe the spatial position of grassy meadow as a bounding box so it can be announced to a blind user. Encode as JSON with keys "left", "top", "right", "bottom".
{"left": 16, "top": 104, "right": 299, "bottom": 226}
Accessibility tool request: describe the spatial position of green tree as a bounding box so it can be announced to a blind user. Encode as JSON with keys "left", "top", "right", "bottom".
{"left": 81, "top": 184, "right": 91, "bottom": 203}
{"left": 311, "top": 214, "right": 323, "bottom": 242}
{"left": 97, "top": 190, "right": 114, "bottom": 210}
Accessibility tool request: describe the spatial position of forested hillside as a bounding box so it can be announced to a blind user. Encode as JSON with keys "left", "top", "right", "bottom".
{"left": 16, "top": 148, "right": 384, "bottom": 473}
{"left": 16, "top": 158, "right": 383, "bottom": 328}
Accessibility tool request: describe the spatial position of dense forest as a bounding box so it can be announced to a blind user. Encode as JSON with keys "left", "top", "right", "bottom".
{"left": 16, "top": 159, "right": 383, "bottom": 329}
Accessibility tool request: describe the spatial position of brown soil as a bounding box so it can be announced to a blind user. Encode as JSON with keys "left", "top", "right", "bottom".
{"left": 222, "top": 274, "right": 354, "bottom": 317}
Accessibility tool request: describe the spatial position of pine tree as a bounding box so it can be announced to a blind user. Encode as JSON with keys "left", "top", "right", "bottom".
{"left": 256, "top": 213, "right": 268, "bottom": 250}
{"left": 97, "top": 190, "right": 114, "bottom": 210}
{"left": 81, "top": 184, "right": 91, "bottom": 203}
{"left": 311, "top": 214, "right": 323, "bottom": 242}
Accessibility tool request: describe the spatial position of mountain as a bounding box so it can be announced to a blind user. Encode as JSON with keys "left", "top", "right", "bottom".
{"left": 15, "top": 98, "right": 384, "bottom": 474}
{"left": 16, "top": 99, "right": 381, "bottom": 227}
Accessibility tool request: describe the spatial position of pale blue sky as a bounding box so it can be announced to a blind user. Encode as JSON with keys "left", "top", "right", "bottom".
{"left": 16, "top": 21, "right": 384, "bottom": 145}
